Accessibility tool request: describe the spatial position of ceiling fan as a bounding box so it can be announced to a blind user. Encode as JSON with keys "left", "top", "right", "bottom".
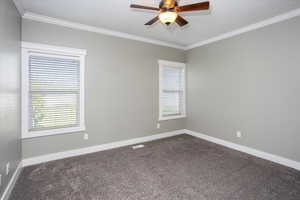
{"left": 130, "top": 0, "right": 210, "bottom": 27}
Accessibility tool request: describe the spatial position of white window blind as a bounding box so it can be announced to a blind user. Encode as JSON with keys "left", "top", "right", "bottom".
{"left": 29, "top": 55, "right": 80, "bottom": 131}
{"left": 159, "top": 60, "right": 186, "bottom": 120}
{"left": 22, "top": 42, "right": 86, "bottom": 138}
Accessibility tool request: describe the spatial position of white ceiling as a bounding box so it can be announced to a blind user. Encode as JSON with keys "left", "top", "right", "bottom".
{"left": 19, "top": 0, "right": 300, "bottom": 47}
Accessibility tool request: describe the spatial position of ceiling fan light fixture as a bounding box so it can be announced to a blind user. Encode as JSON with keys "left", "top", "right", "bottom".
{"left": 131, "top": 1, "right": 210, "bottom": 27}
{"left": 159, "top": 11, "right": 178, "bottom": 25}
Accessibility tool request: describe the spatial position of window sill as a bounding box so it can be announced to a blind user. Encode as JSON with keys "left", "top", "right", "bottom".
{"left": 159, "top": 115, "right": 186, "bottom": 121}
{"left": 22, "top": 126, "right": 86, "bottom": 139}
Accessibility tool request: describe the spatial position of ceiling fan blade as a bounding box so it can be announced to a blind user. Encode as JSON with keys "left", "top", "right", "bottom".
{"left": 177, "top": 2, "right": 209, "bottom": 12}
{"left": 145, "top": 16, "right": 159, "bottom": 25}
{"left": 130, "top": 4, "right": 160, "bottom": 11}
{"left": 176, "top": 15, "right": 189, "bottom": 27}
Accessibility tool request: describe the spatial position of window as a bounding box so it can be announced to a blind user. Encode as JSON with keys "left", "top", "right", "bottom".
{"left": 159, "top": 60, "right": 186, "bottom": 121}
{"left": 22, "top": 42, "right": 86, "bottom": 138}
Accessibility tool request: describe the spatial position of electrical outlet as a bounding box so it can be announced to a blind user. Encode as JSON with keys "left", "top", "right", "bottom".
{"left": 84, "top": 133, "right": 89, "bottom": 140}
{"left": 237, "top": 131, "right": 242, "bottom": 138}
{"left": 157, "top": 123, "right": 160, "bottom": 129}
{"left": 6, "top": 162, "right": 10, "bottom": 175}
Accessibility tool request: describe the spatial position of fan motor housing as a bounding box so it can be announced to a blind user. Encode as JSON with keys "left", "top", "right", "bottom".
{"left": 159, "top": 0, "right": 178, "bottom": 9}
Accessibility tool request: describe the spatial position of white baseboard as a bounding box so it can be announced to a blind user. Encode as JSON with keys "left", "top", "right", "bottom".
{"left": 185, "top": 129, "right": 300, "bottom": 171}
{"left": 22, "top": 130, "right": 185, "bottom": 167}
{"left": 0, "top": 162, "right": 23, "bottom": 200}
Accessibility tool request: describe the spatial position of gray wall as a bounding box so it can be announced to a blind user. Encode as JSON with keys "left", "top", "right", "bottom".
{"left": 186, "top": 16, "right": 300, "bottom": 162}
{"left": 0, "top": 0, "right": 21, "bottom": 197}
{"left": 22, "top": 19, "right": 186, "bottom": 158}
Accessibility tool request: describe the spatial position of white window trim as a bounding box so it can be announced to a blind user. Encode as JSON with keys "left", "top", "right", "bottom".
{"left": 21, "top": 42, "right": 87, "bottom": 139}
{"left": 158, "top": 60, "right": 187, "bottom": 121}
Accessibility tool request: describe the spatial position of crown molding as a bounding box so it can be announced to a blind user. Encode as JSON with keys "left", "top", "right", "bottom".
{"left": 22, "top": 7, "right": 300, "bottom": 51}
{"left": 185, "top": 8, "right": 300, "bottom": 50}
{"left": 22, "top": 12, "right": 185, "bottom": 50}
{"left": 12, "top": 0, "right": 25, "bottom": 16}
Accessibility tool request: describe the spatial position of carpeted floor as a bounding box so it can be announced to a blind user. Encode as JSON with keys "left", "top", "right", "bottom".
{"left": 10, "top": 135, "right": 300, "bottom": 200}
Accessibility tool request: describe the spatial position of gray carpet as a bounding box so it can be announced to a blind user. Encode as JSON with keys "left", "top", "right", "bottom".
{"left": 10, "top": 135, "right": 300, "bottom": 200}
